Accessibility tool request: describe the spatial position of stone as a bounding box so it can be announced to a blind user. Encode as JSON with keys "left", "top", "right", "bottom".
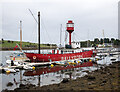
{"left": 87, "top": 76, "right": 96, "bottom": 80}
{"left": 99, "top": 83, "right": 105, "bottom": 86}
{"left": 88, "top": 82, "right": 92, "bottom": 85}
{"left": 61, "top": 78, "right": 69, "bottom": 83}
{"left": 6, "top": 82, "right": 13, "bottom": 87}
{"left": 19, "top": 84, "right": 26, "bottom": 88}
{"left": 102, "top": 80, "right": 107, "bottom": 83}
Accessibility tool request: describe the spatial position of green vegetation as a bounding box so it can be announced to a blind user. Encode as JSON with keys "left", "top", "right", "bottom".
{"left": 0, "top": 38, "right": 57, "bottom": 48}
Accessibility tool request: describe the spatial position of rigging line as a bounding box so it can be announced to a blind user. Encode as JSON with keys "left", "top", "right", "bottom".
{"left": 61, "top": 26, "right": 66, "bottom": 46}
{"left": 74, "top": 36, "right": 78, "bottom": 42}
{"left": 64, "top": 30, "right": 68, "bottom": 45}
{"left": 72, "top": 32, "right": 77, "bottom": 42}
{"left": 60, "top": 27, "right": 65, "bottom": 46}
{"left": 28, "top": 9, "right": 38, "bottom": 23}
{"left": 41, "top": 16, "right": 53, "bottom": 44}
{"left": 28, "top": 9, "right": 38, "bottom": 43}
{"left": 74, "top": 33, "right": 80, "bottom": 41}
{"left": 62, "top": 32, "right": 67, "bottom": 46}
{"left": 41, "top": 13, "right": 57, "bottom": 44}
{"left": 28, "top": 9, "right": 52, "bottom": 44}
{"left": 31, "top": 28, "right": 37, "bottom": 43}
{"left": 73, "top": 32, "right": 75, "bottom": 41}
{"left": 29, "top": 21, "right": 37, "bottom": 43}
{"left": 41, "top": 26, "right": 47, "bottom": 44}
{"left": 41, "top": 19, "right": 51, "bottom": 42}
{"left": 74, "top": 33, "right": 81, "bottom": 41}
{"left": 65, "top": 31, "right": 68, "bottom": 42}
{"left": 28, "top": 10, "right": 55, "bottom": 44}
{"left": 40, "top": 22, "right": 50, "bottom": 43}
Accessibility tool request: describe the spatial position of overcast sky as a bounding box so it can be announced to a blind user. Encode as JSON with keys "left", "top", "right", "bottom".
{"left": 0, "top": 0, "right": 119, "bottom": 46}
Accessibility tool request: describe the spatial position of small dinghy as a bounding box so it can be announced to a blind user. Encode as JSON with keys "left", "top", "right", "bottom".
{"left": 110, "top": 57, "right": 117, "bottom": 61}
{"left": 3, "top": 67, "right": 16, "bottom": 73}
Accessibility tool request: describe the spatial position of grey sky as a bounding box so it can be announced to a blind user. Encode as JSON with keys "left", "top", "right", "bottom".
{"left": 1, "top": 0, "right": 119, "bottom": 45}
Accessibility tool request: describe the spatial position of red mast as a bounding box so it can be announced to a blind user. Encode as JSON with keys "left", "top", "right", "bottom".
{"left": 66, "top": 20, "right": 74, "bottom": 45}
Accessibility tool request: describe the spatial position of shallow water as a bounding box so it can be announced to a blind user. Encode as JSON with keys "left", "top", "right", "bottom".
{"left": 0, "top": 50, "right": 120, "bottom": 91}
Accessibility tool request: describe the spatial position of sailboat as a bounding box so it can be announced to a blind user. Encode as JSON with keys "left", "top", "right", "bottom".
{"left": 24, "top": 12, "right": 95, "bottom": 62}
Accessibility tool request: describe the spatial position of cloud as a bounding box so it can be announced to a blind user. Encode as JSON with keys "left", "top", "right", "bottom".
{"left": 1, "top": 0, "right": 119, "bottom": 45}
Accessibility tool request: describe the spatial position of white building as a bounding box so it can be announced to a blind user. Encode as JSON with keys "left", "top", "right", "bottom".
{"left": 71, "top": 41, "right": 81, "bottom": 48}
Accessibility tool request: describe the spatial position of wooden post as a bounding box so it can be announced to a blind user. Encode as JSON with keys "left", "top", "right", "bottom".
{"left": 20, "top": 21, "right": 22, "bottom": 51}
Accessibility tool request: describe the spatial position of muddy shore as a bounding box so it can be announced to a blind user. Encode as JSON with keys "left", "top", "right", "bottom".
{"left": 3, "top": 62, "right": 120, "bottom": 92}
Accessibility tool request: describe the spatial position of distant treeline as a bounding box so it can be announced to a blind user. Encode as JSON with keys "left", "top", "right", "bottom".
{"left": 80, "top": 38, "right": 120, "bottom": 47}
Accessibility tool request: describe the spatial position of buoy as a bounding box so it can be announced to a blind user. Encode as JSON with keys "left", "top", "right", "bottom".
{"left": 77, "top": 61, "right": 80, "bottom": 63}
{"left": 6, "top": 70, "right": 10, "bottom": 74}
{"left": 32, "top": 67, "right": 35, "bottom": 70}
{"left": 72, "top": 62, "right": 76, "bottom": 64}
{"left": 51, "top": 64, "right": 54, "bottom": 68}
{"left": 68, "top": 62, "right": 71, "bottom": 65}
{"left": 89, "top": 59, "right": 92, "bottom": 62}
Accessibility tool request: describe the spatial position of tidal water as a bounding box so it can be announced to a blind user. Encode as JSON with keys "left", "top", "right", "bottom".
{"left": 0, "top": 50, "right": 119, "bottom": 91}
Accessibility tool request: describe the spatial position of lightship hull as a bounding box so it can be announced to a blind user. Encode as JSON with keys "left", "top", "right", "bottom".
{"left": 25, "top": 50, "right": 93, "bottom": 62}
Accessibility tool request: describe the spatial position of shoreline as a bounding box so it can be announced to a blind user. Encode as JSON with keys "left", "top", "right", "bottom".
{"left": 3, "top": 61, "right": 120, "bottom": 91}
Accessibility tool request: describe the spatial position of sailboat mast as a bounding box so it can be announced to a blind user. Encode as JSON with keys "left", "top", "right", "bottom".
{"left": 38, "top": 12, "right": 40, "bottom": 54}
{"left": 103, "top": 29, "right": 105, "bottom": 47}
{"left": 60, "top": 24, "right": 62, "bottom": 48}
{"left": 20, "top": 21, "right": 22, "bottom": 50}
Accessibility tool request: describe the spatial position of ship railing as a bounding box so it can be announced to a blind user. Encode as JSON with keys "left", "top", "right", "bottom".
{"left": 38, "top": 57, "right": 93, "bottom": 63}
{"left": 24, "top": 49, "right": 86, "bottom": 55}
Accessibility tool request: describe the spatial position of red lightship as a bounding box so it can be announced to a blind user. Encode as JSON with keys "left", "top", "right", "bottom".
{"left": 25, "top": 12, "right": 94, "bottom": 63}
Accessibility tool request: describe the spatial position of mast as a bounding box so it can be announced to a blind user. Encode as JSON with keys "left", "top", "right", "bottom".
{"left": 60, "top": 24, "right": 62, "bottom": 48}
{"left": 38, "top": 12, "right": 40, "bottom": 54}
{"left": 87, "top": 29, "right": 89, "bottom": 47}
{"left": 20, "top": 21, "right": 22, "bottom": 51}
{"left": 103, "top": 29, "right": 105, "bottom": 48}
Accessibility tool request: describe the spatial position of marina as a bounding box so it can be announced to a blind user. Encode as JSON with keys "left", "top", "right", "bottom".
{"left": 1, "top": 17, "right": 120, "bottom": 91}
{"left": 1, "top": 0, "right": 120, "bottom": 91}
{"left": 0, "top": 47, "right": 120, "bottom": 91}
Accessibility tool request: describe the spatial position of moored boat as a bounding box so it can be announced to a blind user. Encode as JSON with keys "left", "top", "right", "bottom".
{"left": 25, "top": 50, "right": 93, "bottom": 62}
{"left": 24, "top": 12, "right": 95, "bottom": 63}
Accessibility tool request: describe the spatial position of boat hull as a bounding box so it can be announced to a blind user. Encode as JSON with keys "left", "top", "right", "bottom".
{"left": 25, "top": 50, "right": 93, "bottom": 62}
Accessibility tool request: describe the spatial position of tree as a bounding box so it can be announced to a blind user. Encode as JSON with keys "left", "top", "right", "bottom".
{"left": 100, "top": 38, "right": 103, "bottom": 44}
{"left": 1, "top": 38, "right": 4, "bottom": 44}
{"left": 8, "top": 40, "right": 11, "bottom": 43}
{"left": 80, "top": 41, "right": 87, "bottom": 47}
{"left": 111, "top": 38, "right": 115, "bottom": 43}
{"left": 94, "top": 38, "right": 99, "bottom": 44}
{"left": 113, "top": 39, "right": 120, "bottom": 46}
{"left": 104, "top": 38, "right": 110, "bottom": 43}
{"left": 47, "top": 44, "right": 50, "bottom": 46}
{"left": 1, "top": 38, "right": 4, "bottom": 42}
